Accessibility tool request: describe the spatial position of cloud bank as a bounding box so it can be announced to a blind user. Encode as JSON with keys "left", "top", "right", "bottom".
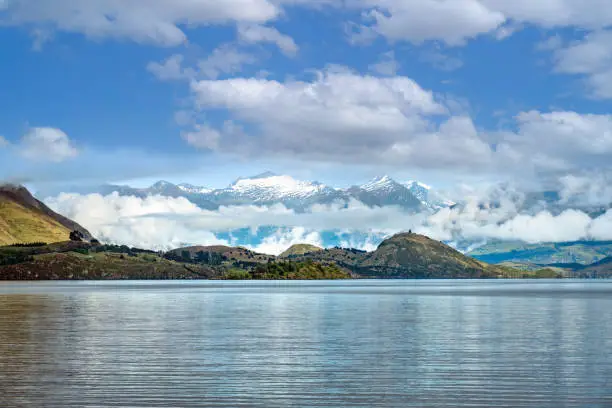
{"left": 44, "top": 191, "right": 612, "bottom": 255}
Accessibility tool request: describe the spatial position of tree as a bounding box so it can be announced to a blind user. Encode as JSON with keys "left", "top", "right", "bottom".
{"left": 196, "top": 251, "right": 209, "bottom": 264}
{"left": 69, "top": 230, "right": 84, "bottom": 242}
{"left": 181, "top": 250, "right": 192, "bottom": 263}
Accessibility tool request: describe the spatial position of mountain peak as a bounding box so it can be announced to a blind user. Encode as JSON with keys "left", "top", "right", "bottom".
{"left": 151, "top": 180, "right": 175, "bottom": 188}
{"left": 250, "top": 171, "right": 278, "bottom": 179}
{"left": 360, "top": 175, "right": 400, "bottom": 192}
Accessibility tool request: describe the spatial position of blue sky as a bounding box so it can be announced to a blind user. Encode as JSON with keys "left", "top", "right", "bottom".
{"left": 2, "top": 0, "right": 612, "bottom": 191}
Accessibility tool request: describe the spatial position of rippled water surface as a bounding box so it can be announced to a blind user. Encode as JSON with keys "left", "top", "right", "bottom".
{"left": 1, "top": 280, "right": 611, "bottom": 407}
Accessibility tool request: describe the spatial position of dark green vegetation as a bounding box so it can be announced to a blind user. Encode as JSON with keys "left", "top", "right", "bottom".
{"left": 0, "top": 241, "right": 349, "bottom": 280}
{"left": 0, "top": 230, "right": 580, "bottom": 281}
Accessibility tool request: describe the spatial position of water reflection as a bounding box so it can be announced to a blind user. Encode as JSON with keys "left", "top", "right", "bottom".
{"left": 0, "top": 281, "right": 611, "bottom": 407}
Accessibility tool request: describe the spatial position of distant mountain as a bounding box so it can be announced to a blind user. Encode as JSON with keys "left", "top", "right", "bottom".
{"left": 347, "top": 175, "right": 423, "bottom": 210}
{"left": 405, "top": 180, "right": 455, "bottom": 210}
{"left": 93, "top": 173, "right": 451, "bottom": 212}
{"left": 0, "top": 184, "right": 92, "bottom": 245}
{"left": 468, "top": 240, "right": 612, "bottom": 265}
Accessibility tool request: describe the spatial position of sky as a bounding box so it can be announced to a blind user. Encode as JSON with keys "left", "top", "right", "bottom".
{"left": 3, "top": 1, "right": 612, "bottom": 252}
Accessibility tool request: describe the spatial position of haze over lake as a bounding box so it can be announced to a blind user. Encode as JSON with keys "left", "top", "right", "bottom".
{"left": 1, "top": 280, "right": 611, "bottom": 407}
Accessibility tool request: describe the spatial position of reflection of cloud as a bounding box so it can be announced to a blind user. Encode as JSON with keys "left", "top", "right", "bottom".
{"left": 44, "top": 191, "right": 612, "bottom": 254}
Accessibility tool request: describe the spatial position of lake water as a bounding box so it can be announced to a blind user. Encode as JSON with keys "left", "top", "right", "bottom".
{"left": 1, "top": 280, "right": 611, "bottom": 407}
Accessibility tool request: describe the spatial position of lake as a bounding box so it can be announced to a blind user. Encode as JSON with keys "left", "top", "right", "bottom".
{"left": 1, "top": 280, "right": 611, "bottom": 407}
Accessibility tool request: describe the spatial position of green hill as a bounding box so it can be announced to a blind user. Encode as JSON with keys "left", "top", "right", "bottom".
{"left": 0, "top": 184, "right": 92, "bottom": 246}
{"left": 285, "top": 233, "right": 525, "bottom": 278}
{"left": 279, "top": 244, "right": 323, "bottom": 258}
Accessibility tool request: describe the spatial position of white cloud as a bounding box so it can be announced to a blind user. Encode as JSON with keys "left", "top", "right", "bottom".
{"left": 237, "top": 24, "right": 298, "bottom": 56}
{"left": 558, "top": 173, "right": 612, "bottom": 207}
{"left": 368, "top": 51, "right": 400, "bottom": 76}
{"left": 419, "top": 49, "right": 464, "bottom": 71}
{"left": 355, "top": 0, "right": 612, "bottom": 46}
{"left": 551, "top": 30, "right": 612, "bottom": 99}
{"left": 182, "top": 124, "right": 221, "bottom": 150}
{"left": 495, "top": 111, "right": 612, "bottom": 172}
{"left": 147, "top": 54, "right": 195, "bottom": 81}
{"left": 188, "top": 68, "right": 493, "bottom": 167}
{"left": 44, "top": 190, "right": 612, "bottom": 254}
{"left": 148, "top": 46, "right": 257, "bottom": 82}
{"left": 358, "top": 0, "right": 505, "bottom": 46}
{"left": 1, "top": 0, "right": 280, "bottom": 46}
{"left": 249, "top": 227, "right": 324, "bottom": 255}
{"left": 197, "top": 45, "right": 257, "bottom": 79}
{"left": 0, "top": 135, "right": 8, "bottom": 147}
{"left": 182, "top": 68, "right": 612, "bottom": 177}
{"left": 20, "top": 127, "right": 78, "bottom": 162}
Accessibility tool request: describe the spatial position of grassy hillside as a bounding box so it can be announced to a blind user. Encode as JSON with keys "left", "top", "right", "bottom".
{"left": 0, "top": 184, "right": 92, "bottom": 246}
{"left": 279, "top": 244, "right": 323, "bottom": 258}
{"left": 0, "top": 199, "right": 72, "bottom": 246}
{"left": 356, "top": 233, "right": 508, "bottom": 278}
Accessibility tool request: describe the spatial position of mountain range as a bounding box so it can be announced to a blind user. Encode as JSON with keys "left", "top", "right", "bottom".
{"left": 2, "top": 184, "right": 611, "bottom": 280}
{"left": 90, "top": 172, "right": 455, "bottom": 212}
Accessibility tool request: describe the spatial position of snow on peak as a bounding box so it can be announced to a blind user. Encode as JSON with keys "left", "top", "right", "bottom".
{"left": 227, "top": 173, "right": 330, "bottom": 201}
{"left": 406, "top": 180, "right": 431, "bottom": 190}
{"left": 360, "top": 175, "right": 399, "bottom": 192}
{"left": 177, "top": 183, "right": 213, "bottom": 194}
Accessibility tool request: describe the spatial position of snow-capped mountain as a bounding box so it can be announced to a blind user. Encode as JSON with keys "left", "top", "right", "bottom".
{"left": 349, "top": 175, "right": 423, "bottom": 210}
{"left": 95, "top": 173, "right": 454, "bottom": 212}
{"left": 405, "top": 180, "right": 455, "bottom": 210}
{"left": 206, "top": 173, "right": 345, "bottom": 209}
{"left": 225, "top": 173, "right": 337, "bottom": 201}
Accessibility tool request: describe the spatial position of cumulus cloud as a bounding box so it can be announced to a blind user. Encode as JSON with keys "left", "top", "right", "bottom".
{"left": 148, "top": 46, "right": 257, "bottom": 82}
{"left": 0, "top": 0, "right": 280, "bottom": 46}
{"left": 147, "top": 54, "right": 195, "bottom": 81}
{"left": 197, "top": 45, "right": 258, "bottom": 79}
{"left": 0, "top": 135, "right": 8, "bottom": 147}
{"left": 19, "top": 127, "right": 78, "bottom": 162}
{"left": 186, "top": 68, "right": 507, "bottom": 169}
{"left": 551, "top": 30, "right": 612, "bottom": 99}
{"left": 368, "top": 51, "right": 400, "bottom": 76}
{"left": 495, "top": 111, "right": 612, "bottom": 172}
{"left": 358, "top": 0, "right": 505, "bottom": 46}
{"left": 175, "top": 67, "right": 612, "bottom": 177}
{"left": 356, "top": 0, "right": 612, "bottom": 45}
{"left": 237, "top": 24, "right": 298, "bottom": 56}
{"left": 558, "top": 173, "right": 612, "bottom": 207}
{"left": 44, "top": 190, "right": 612, "bottom": 254}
